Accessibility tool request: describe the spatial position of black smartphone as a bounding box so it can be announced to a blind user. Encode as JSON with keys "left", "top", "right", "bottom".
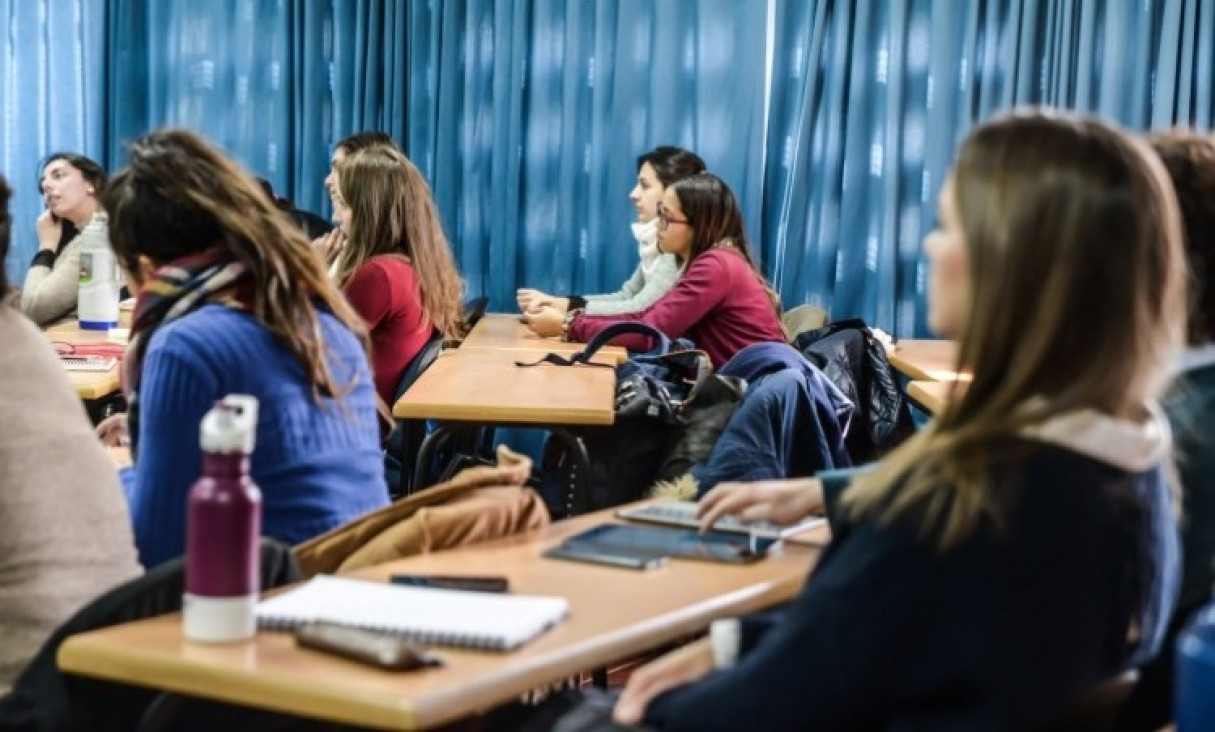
{"left": 543, "top": 542, "right": 668, "bottom": 570}
{"left": 294, "top": 621, "right": 442, "bottom": 671}
{"left": 390, "top": 574, "right": 509, "bottom": 593}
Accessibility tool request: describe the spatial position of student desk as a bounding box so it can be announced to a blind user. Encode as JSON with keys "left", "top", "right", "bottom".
{"left": 906, "top": 380, "right": 965, "bottom": 415}
{"left": 459, "top": 313, "right": 629, "bottom": 364}
{"left": 43, "top": 320, "right": 126, "bottom": 405}
{"left": 58, "top": 504, "right": 825, "bottom": 730}
{"left": 888, "top": 339, "right": 962, "bottom": 381}
{"left": 393, "top": 348, "right": 616, "bottom": 512}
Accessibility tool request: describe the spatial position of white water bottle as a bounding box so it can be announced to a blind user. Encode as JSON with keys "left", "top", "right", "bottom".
{"left": 77, "top": 218, "right": 120, "bottom": 330}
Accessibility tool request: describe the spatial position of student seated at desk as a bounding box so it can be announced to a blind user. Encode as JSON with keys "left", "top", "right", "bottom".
{"left": 330, "top": 145, "right": 463, "bottom": 405}
{"left": 525, "top": 173, "right": 785, "bottom": 368}
{"left": 0, "top": 174, "right": 140, "bottom": 690}
{"left": 611, "top": 112, "right": 1184, "bottom": 730}
{"left": 313, "top": 130, "right": 400, "bottom": 268}
{"left": 1117, "top": 131, "right": 1215, "bottom": 730}
{"left": 516, "top": 146, "right": 705, "bottom": 316}
{"left": 95, "top": 130, "right": 388, "bottom": 569}
{"left": 19, "top": 153, "right": 109, "bottom": 326}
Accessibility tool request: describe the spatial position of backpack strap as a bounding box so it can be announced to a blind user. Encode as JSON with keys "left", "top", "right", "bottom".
{"left": 515, "top": 321, "right": 671, "bottom": 367}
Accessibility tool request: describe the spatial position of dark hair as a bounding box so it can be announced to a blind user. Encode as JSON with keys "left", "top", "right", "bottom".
{"left": 102, "top": 129, "right": 373, "bottom": 403}
{"left": 335, "top": 131, "right": 399, "bottom": 156}
{"left": 0, "top": 174, "right": 10, "bottom": 296}
{"left": 39, "top": 152, "right": 107, "bottom": 197}
{"left": 669, "top": 173, "right": 778, "bottom": 310}
{"left": 1148, "top": 131, "right": 1215, "bottom": 346}
{"left": 637, "top": 146, "right": 707, "bottom": 187}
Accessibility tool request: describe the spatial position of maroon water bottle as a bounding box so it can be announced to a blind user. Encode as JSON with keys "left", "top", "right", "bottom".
{"left": 183, "top": 395, "right": 262, "bottom": 643}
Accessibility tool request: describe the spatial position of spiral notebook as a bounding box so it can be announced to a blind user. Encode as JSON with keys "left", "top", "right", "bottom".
{"left": 256, "top": 575, "right": 569, "bottom": 652}
{"left": 59, "top": 355, "right": 117, "bottom": 373}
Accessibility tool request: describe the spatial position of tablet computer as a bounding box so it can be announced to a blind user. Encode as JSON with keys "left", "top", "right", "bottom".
{"left": 564, "top": 524, "right": 777, "bottom": 565}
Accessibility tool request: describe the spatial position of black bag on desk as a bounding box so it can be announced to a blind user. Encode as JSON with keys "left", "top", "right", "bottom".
{"left": 524, "top": 323, "right": 744, "bottom": 515}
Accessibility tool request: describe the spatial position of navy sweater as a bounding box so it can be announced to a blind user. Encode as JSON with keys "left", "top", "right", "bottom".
{"left": 646, "top": 441, "right": 1179, "bottom": 731}
{"left": 120, "top": 305, "right": 388, "bottom": 568}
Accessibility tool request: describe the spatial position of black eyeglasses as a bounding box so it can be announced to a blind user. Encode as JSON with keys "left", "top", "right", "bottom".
{"left": 655, "top": 203, "right": 692, "bottom": 232}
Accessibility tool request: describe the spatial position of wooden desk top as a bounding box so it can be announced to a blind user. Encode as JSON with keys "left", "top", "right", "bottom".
{"left": 44, "top": 322, "right": 125, "bottom": 401}
{"left": 907, "top": 379, "right": 967, "bottom": 415}
{"left": 460, "top": 314, "right": 629, "bottom": 364}
{"left": 888, "top": 339, "right": 964, "bottom": 381}
{"left": 392, "top": 349, "right": 616, "bottom": 425}
{"left": 59, "top": 506, "right": 822, "bottom": 730}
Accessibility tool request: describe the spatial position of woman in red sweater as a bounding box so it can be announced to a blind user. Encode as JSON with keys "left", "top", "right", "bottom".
{"left": 526, "top": 173, "right": 784, "bottom": 367}
{"left": 334, "top": 146, "right": 464, "bottom": 404}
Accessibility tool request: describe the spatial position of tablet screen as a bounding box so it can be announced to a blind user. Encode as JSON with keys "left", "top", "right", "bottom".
{"left": 565, "top": 524, "right": 776, "bottom": 564}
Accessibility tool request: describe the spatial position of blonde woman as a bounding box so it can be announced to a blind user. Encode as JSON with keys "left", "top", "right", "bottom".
{"left": 333, "top": 145, "right": 463, "bottom": 404}
{"left": 614, "top": 112, "right": 1185, "bottom": 729}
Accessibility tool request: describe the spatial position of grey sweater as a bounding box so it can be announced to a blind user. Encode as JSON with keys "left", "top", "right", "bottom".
{"left": 20, "top": 213, "right": 110, "bottom": 327}
{"left": 0, "top": 308, "right": 141, "bottom": 690}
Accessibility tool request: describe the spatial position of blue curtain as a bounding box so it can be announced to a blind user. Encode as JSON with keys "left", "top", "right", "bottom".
{"left": 104, "top": 0, "right": 407, "bottom": 218}
{"left": 763, "top": 0, "right": 1215, "bottom": 337}
{"left": 0, "top": 0, "right": 106, "bottom": 284}
{"left": 405, "top": 0, "right": 769, "bottom": 310}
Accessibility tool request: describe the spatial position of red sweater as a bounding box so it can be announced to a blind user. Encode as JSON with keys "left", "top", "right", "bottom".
{"left": 568, "top": 247, "right": 786, "bottom": 368}
{"left": 343, "top": 256, "right": 435, "bottom": 404}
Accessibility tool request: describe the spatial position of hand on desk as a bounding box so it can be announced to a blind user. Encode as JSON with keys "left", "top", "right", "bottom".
{"left": 697, "top": 477, "right": 825, "bottom": 532}
{"left": 96, "top": 412, "right": 130, "bottom": 448}
{"left": 523, "top": 306, "right": 566, "bottom": 337}
{"left": 613, "top": 637, "right": 714, "bottom": 725}
{"left": 516, "top": 288, "right": 553, "bottom": 312}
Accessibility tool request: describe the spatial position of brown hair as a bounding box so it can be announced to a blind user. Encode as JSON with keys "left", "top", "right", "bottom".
{"left": 1147, "top": 131, "right": 1215, "bottom": 346}
{"left": 335, "top": 131, "right": 399, "bottom": 156}
{"left": 669, "top": 173, "right": 779, "bottom": 311}
{"left": 102, "top": 129, "right": 374, "bottom": 404}
{"left": 637, "top": 146, "right": 706, "bottom": 186}
{"left": 844, "top": 111, "right": 1187, "bottom": 549}
{"left": 335, "top": 146, "right": 464, "bottom": 339}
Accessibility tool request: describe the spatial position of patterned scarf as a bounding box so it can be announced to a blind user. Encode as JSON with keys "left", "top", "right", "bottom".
{"left": 124, "top": 246, "right": 257, "bottom": 459}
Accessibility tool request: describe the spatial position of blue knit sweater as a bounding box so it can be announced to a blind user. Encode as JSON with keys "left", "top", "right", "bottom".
{"left": 120, "top": 305, "right": 388, "bottom": 568}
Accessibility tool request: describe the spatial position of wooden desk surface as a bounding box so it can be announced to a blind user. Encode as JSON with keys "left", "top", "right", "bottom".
{"left": 460, "top": 314, "right": 629, "bottom": 364}
{"left": 907, "top": 379, "right": 966, "bottom": 415}
{"left": 888, "top": 339, "right": 963, "bottom": 381}
{"left": 392, "top": 349, "right": 616, "bottom": 425}
{"left": 59, "top": 507, "right": 822, "bottom": 730}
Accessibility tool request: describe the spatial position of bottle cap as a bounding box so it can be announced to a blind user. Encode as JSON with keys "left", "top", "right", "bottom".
{"left": 200, "top": 394, "right": 259, "bottom": 454}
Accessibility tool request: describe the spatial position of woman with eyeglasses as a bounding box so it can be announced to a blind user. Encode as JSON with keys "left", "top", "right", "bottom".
{"left": 525, "top": 173, "right": 784, "bottom": 368}
{"left": 517, "top": 146, "right": 704, "bottom": 317}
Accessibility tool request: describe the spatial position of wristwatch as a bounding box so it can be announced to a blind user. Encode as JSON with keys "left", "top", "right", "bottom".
{"left": 560, "top": 308, "right": 583, "bottom": 341}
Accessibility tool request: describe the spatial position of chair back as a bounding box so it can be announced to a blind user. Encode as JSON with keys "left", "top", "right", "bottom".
{"left": 781, "top": 303, "right": 828, "bottom": 341}
{"left": 1038, "top": 670, "right": 1139, "bottom": 732}
{"left": 386, "top": 334, "right": 445, "bottom": 497}
{"left": 463, "top": 296, "right": 489, "bottom": 331}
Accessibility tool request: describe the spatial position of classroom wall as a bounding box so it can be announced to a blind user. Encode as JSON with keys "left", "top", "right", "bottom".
{"left": 2, "top": 0, "right": 1212, "bottom": 337}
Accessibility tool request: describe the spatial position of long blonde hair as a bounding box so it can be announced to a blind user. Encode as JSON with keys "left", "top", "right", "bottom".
{"left": 843, "top": 111, "right": 1187, "bottom": 549}
{"left": 334, "top": 146, "right": 465, "bottom": 339}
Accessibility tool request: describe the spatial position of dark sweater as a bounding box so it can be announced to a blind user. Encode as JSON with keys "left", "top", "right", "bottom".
{"left": 567, "top": 247, "right": 785, "bottom": 368}
{"left": 646, "top": 440, "right": 1179, "bottom": 731}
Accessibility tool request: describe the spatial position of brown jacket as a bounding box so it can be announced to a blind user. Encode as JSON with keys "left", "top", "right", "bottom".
{"left": 295, "top": 445, "right": 549, "bottom": 576}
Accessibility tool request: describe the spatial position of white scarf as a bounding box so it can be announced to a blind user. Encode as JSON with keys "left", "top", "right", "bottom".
{"left": 632, "top": 220, "right": 662, "bottom": 277}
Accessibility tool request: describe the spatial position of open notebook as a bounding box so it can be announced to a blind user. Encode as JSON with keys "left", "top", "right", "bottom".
{"left": 256, "top": 575, "right": 569, "bottom": 652}
{"left": 59, "top": 355, "right": 117, "bottom": 373}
